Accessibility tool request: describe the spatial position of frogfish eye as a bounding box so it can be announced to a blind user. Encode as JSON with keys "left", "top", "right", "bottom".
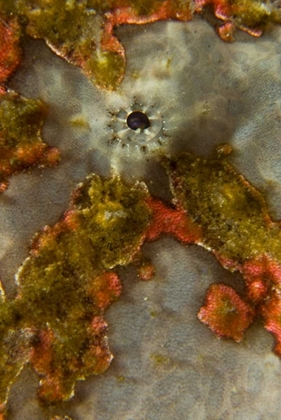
{"left": 127, "top": 111, "right": 151, "bottom": 130}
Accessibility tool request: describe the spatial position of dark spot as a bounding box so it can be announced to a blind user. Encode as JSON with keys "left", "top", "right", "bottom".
{"left": 127, "top": 111, "right": 150, "bottom": 130}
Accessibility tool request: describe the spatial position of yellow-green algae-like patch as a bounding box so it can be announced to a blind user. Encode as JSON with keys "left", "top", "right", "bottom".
{"left": 164, "top": 151, "right": 281, "bottom": 265}
{"left": 0, "top": 92, "right": 60, "bottom": 192}
{"left": 16, "top": 0, "right": 126, "bottom": 90}
{"left": 0, "top": 175, "right": 151, "bottom": 411}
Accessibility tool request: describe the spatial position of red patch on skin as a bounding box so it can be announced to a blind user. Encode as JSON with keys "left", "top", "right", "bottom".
{"left": 82, "top": 344, "right": 113, "bottom": 376}
{"left": 62, "top": 209, "right": 80, "bottom": 231}
{"left": 198, "top": 284, "right": 254, "bottom": 342}
{"left": 81, "top": 316, "right": 113, "bottom": 376}
{"left": 29, "top": 316, "right": 114, "bottom": 402}
{"left": 195, "top": 0, "right": 232, "bottom": 18}
{"left": 217, "top": 22, "right": 236, "bottom": 42}
{"left": 253, "top": 257, "right": 281, "bottom": 355}
{"left": 145, "top": 197, "right": 202, "bottom": 244}
{"left": 102, "top": 2, "right": 192, "bottom": 57}
{"left": 31, "top": 222, "right": 68, "bottom": 256}
{"left": 194, "top": 0, "right": 263, "bottom": 40}
{"left": 30, "top": 328, "right": 65, "bottom": 403}
{"left": 31, "top": 208, "right": 80, "bottom": 255}
{"left": 260, "top": 292, "right": 281, "bottom": 357}
{"left": 212, "top": 252, "right": 242, "bottom": 272}
{"left": 90, "top": 316, "right": 108, "bottom": 335}
{"left": 0, "top": 17, "right": 22, "bottom": 89}
{"left": 242, "top": 255, "right": 281, "bottom": 304}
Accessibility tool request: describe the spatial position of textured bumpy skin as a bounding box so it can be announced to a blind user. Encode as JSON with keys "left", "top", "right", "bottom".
{"left": 2, "top": 4, "right": 281, "bottom": 420}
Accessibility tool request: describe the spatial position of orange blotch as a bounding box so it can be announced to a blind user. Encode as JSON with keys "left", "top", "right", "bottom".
{"left": 63, "top": 209, "right": 80, "bottom": 231}
{"left": 90, "top": 316, "right": 108, "bottom": 335}
{"left": 195, "top": 0, "right": 233, "bottom": 18}
{"left": 0, "top": 403, "right": 6, "bottom": 420}
{"left": 260, "top": 292, "right": 281, "bottom": 357}
{"left": 145, "top": 197, "right": 202, "bottom": 244}
{"left": 38, "top": 372, "right": 67, "bottom": 403}
{"left": 82, "top": 316, "right": 113, "bottom": 375}
{"left": 102, "top": 1, "right": 192, "bottom": 56}
{"left": 0, "top": 17, "right": 22, "bottom": 88}
{"left": 87, "top": 272, "right": 122, "bottom": 311}
{"left": 0, "top": 180, "right": 8, "bottom": 193}
{"left": 137, "top": 261, "right": 155, "bottom": 281}
{"left": 82, "top": 339, "right": 113, "bottom": 375}
{"left": 31, "top": 208, "right": 80, "bottom": 255}
{"left": 194, "top": 0, "right": 264, "bottom": 39}
{"left": 0, "top": 141, "right": 60, "bottom": 195}
{"left": 212, "top": 252, "right": 242, "bottom": 272}
{"left": 242, "top": 255, "right": 281, "bottom": 304}
{"left": 3, "top": 143, "right": 60, "bottom": 170}
{"left": 31, "top": 223, "right": 65, "bottom": 255}
{"left": 30, "top": 328, "right": 55, "bottom": 376}
{"left": 198, "top": 284, "right": 254, "bottom": 342}
{"left": 217, "top": 22, "right": 235, "bottom": 42}
{"left": 43, "top": 147, "right": 61, "bottom": 166}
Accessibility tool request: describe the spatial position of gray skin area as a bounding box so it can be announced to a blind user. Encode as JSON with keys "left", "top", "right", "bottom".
{"left": 1, "top": 16, "right": 281, "bottom": 419}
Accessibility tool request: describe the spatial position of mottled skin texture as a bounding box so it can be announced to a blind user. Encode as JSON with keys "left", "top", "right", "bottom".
{"left": 1, "top": 0, "right": 281, "bottom": 418}
{"left": 2, "top": 152, "right": 281, "bottom": 415}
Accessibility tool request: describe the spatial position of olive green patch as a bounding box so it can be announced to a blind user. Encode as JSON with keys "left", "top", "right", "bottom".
{"left": 165, "top": 152, "right": 281, "bottom": 263}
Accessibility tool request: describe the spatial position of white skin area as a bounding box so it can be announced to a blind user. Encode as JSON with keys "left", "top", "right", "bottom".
{"left": 1, "top": 17, "right": 281, "bottom": 419}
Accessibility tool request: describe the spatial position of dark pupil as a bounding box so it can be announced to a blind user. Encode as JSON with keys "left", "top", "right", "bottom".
{"left": 127, "top": 111, "right": 150, "bottom": 130}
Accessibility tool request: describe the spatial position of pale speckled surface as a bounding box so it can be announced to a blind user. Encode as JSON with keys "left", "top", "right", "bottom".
{"left": 1, "top": 17, "right": 281, "bottom": 419}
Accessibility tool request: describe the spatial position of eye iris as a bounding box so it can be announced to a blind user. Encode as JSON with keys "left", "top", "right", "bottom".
{"left": 127, "top": 111, "right": 150, "bottom": 130}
